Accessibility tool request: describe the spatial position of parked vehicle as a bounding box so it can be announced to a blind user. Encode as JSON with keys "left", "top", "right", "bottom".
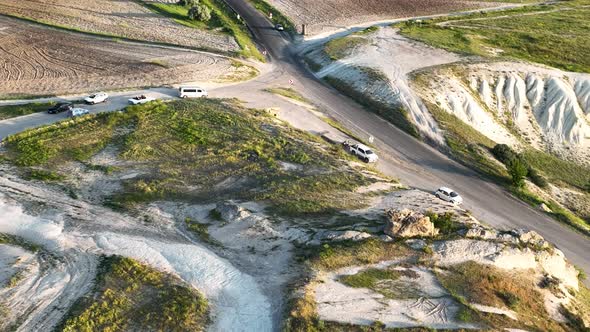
{"left": 344, "top": 141, "right": 378, "bottom": 163}
{"left": 128, "top": 95, "right": 156, "bottom": 105}
{"left": 69, "top": 108, "right": 90, "bottom": 117}
{"left": 47, "top": 102, "right": 73, "bottom": 114}
{"left": 84, "top": 92, "right": 108, "bottom": 104}
{"left": 435, "top": 187, "right": 463, "bottom": 205}
{"left": 179, "top": 86, "right": 207, "bottom": 99}
{"left": 275, "top": 24, "right": 284, "bottom": 31}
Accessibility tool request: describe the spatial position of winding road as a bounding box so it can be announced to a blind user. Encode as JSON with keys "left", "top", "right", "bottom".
{"left": 0, "top": 0, "right": 587, "bottom": 282}
{"left": 223, "top": 0, "right": 590, "bottom": 280}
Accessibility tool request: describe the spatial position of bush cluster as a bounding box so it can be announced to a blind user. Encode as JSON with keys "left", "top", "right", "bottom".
{"left": 491, "top": 144, "right": 547, "bottom": 188}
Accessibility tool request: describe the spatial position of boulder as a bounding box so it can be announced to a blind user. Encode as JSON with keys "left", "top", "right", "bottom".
{"left": 465, "top": 225, "right": 499, "bottom": 240}
{"left": 406, "top": 239, "right": 427, "bottom": 250}
{"left": 384, "top": 209, "right": 439, "bottom": 238}
{"left": 511, "top": 229, "right": 550, "bottom": 249}
{"left": 322, "top": 230, "right": 372, "bottom": 242}
{"left": 215, "top": 201, "right": 251, "bottom": 222}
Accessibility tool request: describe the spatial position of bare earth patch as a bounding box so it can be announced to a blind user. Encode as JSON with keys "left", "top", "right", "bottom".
{"left": 267, "top": 0, "right": 501, "bottom": 36}
{"left": 0, "top": 0, "right": 238, "bottom": 52}
{"left": 0, "top": 16, "right": 252, "bottom": 98}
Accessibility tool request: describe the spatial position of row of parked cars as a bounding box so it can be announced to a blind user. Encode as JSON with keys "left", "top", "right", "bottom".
{"left": 47, "top": 92, "right": 109, "bottom": 117}
{"left": 47, "top": 86, "right": 209, "bottom": 117}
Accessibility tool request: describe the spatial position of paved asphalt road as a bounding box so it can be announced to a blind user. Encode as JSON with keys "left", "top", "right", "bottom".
{"left": 0, "top": 1, "right": 588, "bottom": 281}
{"left": 224, "top": 0, "right": 590, "bottom": 279}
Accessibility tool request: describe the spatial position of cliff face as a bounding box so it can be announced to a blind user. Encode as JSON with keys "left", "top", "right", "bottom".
{"left": 418, "top": 62, "right": 590, "bottom": 164}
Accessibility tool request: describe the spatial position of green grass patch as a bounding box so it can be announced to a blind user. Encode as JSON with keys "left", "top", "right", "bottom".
{"left": 0, "top": 233, "right": 41, "bottom": 252}
{"left": 0, "top": 102, "right": 55, "bottom": 121}
{"left": 302, "top": 238, "right": 412, "bottom": 271}
{"left": 3, "top": 99, "right": 370, "bottom": 216}
{"left": 24, "top": 169, "right": 65, "bottom": 182}
{"left": 6, "top": 271, "right": 25, "bottom": 288}
{"left": 324, "top": 36, "right": 369, "bottom": 60}
{"left": 139, "top": 0, "right": 264, "bottom": 60}
{"left": 399, "top": 1, "right": 590, "bottom": 73}
{"left": 248, "top": 0, "right": 296, "bottom": 33}
{"left": 140, "top": 2, "right": 221, "bottom": 30}
{"left": 204, "top": 0, "right": 264, "bottom": 61}
{"left": 59, "top": 255, "right": 209, "bottom": 332}
{"left": 340, "top": 268, "right": 401, "bottom": 288}
{"left": 265, "top": 87, "right": 308, "bottom": 103}
{"left": 522, "top": 149, "right": 590, "bottom": 191}
{"left": 184, "top": 217, "right": 221, "bottom": 246}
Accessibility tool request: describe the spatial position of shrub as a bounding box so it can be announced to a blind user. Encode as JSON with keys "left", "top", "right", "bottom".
{"left": 427, "top": 211, "right": 458, "bottom": 235}
{"left": 528, "top": 167, "right": 548, "bottom": 188}
{"left": 491, "top": 144, "right": 518, "bottom": 164}
{"left": 457, "top": 307, "right": 473, "bottom": 322}
{"left": 189, "top": 4, "right": 211, "bottom": 22}
{"left": 507, "top": 158, "right": 528, "bottom": 187}
{"left": 497, "top": 291, "right": 520, "bottom": 309}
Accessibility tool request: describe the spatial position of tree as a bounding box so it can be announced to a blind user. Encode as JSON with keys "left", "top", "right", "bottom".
{"left": 507, "top": 158, "right": 528, "bottom": 187}
{"left": 188, "top": 4, "right": 211, "bottom": 22}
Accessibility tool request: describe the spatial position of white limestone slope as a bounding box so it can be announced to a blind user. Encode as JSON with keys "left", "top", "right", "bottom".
{"left": 308, "top": 26, "right": 461, "bottom": 144}
{"left": 421, "top": 62, "right": 590, "bottom": 162}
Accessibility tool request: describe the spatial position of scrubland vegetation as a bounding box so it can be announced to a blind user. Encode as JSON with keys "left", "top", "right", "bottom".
{"left": 0, "top": 102, "right": 55, "bottom": 121}
{"left": 59, "top": 255, "right": 209, "bottom": 332}
{"left": 2, "top": 99, "right": 371, "bottom": 216}
{"left": 437, "top": 261, "right": 586, "bottom": 331}
{"left": 399, "top": 0, "right": 590, "bottom": 72}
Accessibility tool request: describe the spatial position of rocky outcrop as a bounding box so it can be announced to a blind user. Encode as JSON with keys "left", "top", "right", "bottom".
{"left": 215, "top": 201, "right": 251, "bottom": 222}
{"left": 384, "top": 209, "right": 439, "bottom": 238}
{"left": 464, "top": 225, "right": 550, "bottom": 249}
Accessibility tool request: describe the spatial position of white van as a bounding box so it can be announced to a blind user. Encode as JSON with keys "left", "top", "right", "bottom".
{"left": 179, "top": 86, "right": 207, "bottom": 98}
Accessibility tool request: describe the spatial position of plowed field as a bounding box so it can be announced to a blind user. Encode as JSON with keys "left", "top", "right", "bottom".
{"left": 267, "top": 0, "right": 500, "bottom": 36}
{"left": 0, "top": 16, "right": 253, "bottom": 98}
{"left": 0, "top": 0, "right": 239, "bottom": 52}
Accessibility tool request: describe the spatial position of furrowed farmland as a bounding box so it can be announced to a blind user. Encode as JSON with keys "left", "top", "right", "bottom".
{"left": 0, "top": 0, "right": 239, "bottom": 52}
{"left": 0, "top": 16, "right": 255, "bottom": 98}
{"left": 264, "top": 0, "right": 500, "bottom": 35}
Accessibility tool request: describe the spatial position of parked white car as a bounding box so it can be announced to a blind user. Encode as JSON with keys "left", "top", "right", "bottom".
{"left": 435, "top": 187, "right": 463, "bottom": 205}
{"left": 84, "top": 92, "right": 108, "bottom": 104}
{"left": 128, "top": 95, "right": 156, "bottom": 105}
{"left": 347, "top": 143, "right": 378, "bottom": 163}
{"left": 69, "top": 108, "right": 90, "bottom": 117}
{"left": 179, "top": 86, "right": 207, "bottom": 98}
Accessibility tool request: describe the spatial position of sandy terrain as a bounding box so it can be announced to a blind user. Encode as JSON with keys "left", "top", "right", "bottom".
{"left": 0, "top": 16, "right": 255, "bottom": 98}
{"left": 267, "top": 0, "right": 500, "bottom": 36}
{"left": 0, "top": 0, "right": 238, "bottom": 52}
{"left": 0, "top": 173, "right": 274, "bottom": 332}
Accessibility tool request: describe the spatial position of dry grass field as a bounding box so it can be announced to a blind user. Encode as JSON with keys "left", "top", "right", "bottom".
{"left": 0, "top": 16, "right": 254, "bottom": 98}
{"left": 0, "top": 0, "right": 239, "bottom": 53}
{"left": 267, "top": 0, "right": 501, "bottom": 36}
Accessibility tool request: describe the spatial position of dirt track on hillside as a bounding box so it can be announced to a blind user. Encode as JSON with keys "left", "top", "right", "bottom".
{"left": 0, "top": 0, "right": 238, "bottom": 52}
{"left": 0, "top": 16, "right": 253, "bottom": 98}
{"left": 268, "top": 0, "right": 499, "bottom": 35}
